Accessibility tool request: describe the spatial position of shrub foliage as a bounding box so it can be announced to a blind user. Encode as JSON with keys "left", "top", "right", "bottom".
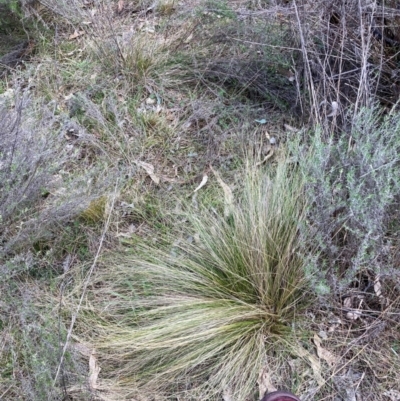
{"left": 296, "top": 108, "right": 400, "bottom": 292}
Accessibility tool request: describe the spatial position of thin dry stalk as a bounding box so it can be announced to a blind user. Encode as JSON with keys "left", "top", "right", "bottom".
{"left": 54, "top": 182, "right": 118, "bottom": 385}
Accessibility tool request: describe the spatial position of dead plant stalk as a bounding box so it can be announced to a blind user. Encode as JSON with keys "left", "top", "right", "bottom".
{"left": 53, "top": 181, "right": 119, "bottom": 385}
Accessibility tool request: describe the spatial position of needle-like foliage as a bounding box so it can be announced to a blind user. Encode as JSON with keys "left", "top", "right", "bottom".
{"left": 89, "top": 160, "right": 310, "bottom": 400}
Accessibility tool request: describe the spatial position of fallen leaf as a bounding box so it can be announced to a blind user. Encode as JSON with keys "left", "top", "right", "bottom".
{"left": 62, "top": 254, "right": 73, "bottom": 273}
{"left": 313, "top": 333, "right": 337, "bottom": 366}
{"left": 318, "top": 330, "right": 328, "bottom": 340}
{"left": 136, "top": 161, "right": 160, "bottom": 184}
{"left": 116, "top": 224, "right": 138, "bottom": 238}
{"left": 165, "top": 111, "right": 175, "bottom": 121}
{"left": 287, "top": 74, "right": 295, "bottom": 82}
{"left": 89, "top": 350, "right": 100, "bottom": 390}
{"left": 343, "top": 297, "right": 352, "bottom": 308}
{"left": 327, "top": 101, "right": 339, "bottom": 117}
{"left": 193, "top": 174, "right": 208, "bottom": 193}
{"left": 295, "top": 343, "right": 325, "bottom": 386}
{"left": 71, "top": 342, "right": 91, "bottom": 357}
{"left": 346, "top": 310, "right": 362, "bottom": 320}
{"left": 374, "top": 275, "right": 382, "bottom": 297}
{"left": 255, "top": 151, "right": 274, "bottom": 166}
{"left": 328, "top": 316, "right": 342, "bottom": 332}
{"left": 374, "top": 274, "right": 388, "bottom": 305}
{"left": 184, "top": 33, "right": 193, "bottom": 43}
{"left": 117, "top": 0, "right": 124, "bottom": 13}
{"left": 210, "top": 165, "right": 233, "bottom": 217}
{"left": 343, "top": 296, "right": 363, "bottom": 320}
{"left": 374, "top": 274, "right": 388, "bottom": 306}
{"left": 69, "top": 30, "right": 85, "bottom": 40}
{"left": 284, "top": 124, "right": 299, "bottom": 132}
{"left": 257, "top": 365, "right": 277, "bottom": 398}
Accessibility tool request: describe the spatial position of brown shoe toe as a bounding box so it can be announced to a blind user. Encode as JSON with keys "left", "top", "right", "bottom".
{"left": 261, "top": 390, "right": 301, "bottom": 401}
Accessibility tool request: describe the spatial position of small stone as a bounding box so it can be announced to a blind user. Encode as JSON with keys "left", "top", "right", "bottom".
{"left": 318, "top": 330, "right": 328, "bottom": 340}
{"left": 346, "top": 310, "right": 362, "bottom": 320}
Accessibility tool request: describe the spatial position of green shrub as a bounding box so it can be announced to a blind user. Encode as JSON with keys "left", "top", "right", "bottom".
{"left": 0, "top": 89, "right": 112, "bottom": 272}
{"left": 0, "top": 281, "right": 90, "bottom": 400}
{"left": 295, "top": 107, "right": 400, "bottom": 293}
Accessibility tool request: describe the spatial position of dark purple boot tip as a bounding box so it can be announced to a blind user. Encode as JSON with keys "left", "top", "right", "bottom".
{"left": 261, "top": 390, "right": 301, "bottom": 401}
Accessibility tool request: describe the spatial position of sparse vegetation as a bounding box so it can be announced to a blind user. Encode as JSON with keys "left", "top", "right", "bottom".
{"left": 1, "top": 0, "right": 400, "bottom": 400}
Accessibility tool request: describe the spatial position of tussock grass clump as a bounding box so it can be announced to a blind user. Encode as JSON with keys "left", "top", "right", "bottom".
{"left": 86, "top": 30, "right": 170, "bottom": 88}
{"left": 83, "top": 159, "right": 311, "bottom": 400}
